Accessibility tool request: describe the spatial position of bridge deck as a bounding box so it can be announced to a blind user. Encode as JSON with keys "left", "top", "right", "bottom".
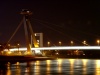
{"left": 9, "top": 46, "right": 100, "bottom": 51}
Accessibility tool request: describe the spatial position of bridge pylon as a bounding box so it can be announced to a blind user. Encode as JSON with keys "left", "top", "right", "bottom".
{"left": 20, "top": 9, "right": 39, "bottom": 55}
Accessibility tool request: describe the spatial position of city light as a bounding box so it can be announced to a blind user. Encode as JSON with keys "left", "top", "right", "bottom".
{"left": 97, "top": 40, "right": 100, "bottom": 46}
{"left": 71, "top": 41, "right": 73, "bottom": 46}
{"left": 47, "top": 41, "right": 50, "bottom": 47}
{"left": 59, "top": 41, "right": 61, "bottom": 46}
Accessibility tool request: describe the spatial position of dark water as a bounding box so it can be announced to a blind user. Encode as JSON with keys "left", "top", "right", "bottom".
{"left": 0, "top": 59, "right": 100, "bottom": 75}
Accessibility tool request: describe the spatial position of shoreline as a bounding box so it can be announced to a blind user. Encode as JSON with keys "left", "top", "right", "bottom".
{"left": 0, "top": 55, "right": 100, "bottom": 64}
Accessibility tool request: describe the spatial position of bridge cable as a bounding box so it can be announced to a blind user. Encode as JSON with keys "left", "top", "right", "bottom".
{"left": 33, "top": 18, "right": 100, "bottom": 38}
{"left": 7, "top": 19, "right": 23, "bottom": 45}
{"left": 33, "top": 18, "right": 100, "bottom": 45}
{"left": 33, "top": 19, "right": 84, "bottom": 45}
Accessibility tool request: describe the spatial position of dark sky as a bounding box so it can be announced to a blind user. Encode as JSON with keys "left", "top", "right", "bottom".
{"left": 0, "top": 0, "right": 100, "bottom": 46}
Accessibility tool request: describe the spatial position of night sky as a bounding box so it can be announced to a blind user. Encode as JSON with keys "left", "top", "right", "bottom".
{"left": 0, "top": 0, "right": 100, "bottom": 46}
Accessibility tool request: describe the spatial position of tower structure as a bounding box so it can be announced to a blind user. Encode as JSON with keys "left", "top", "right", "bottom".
{"left": 20, "top": 9, "right": 39, "bottom": 54}
{"left": 6, "top": 9, "right": 40, "bottom": 55}
{"left": 31, "top": 33, "right": 43, "bottom": 47}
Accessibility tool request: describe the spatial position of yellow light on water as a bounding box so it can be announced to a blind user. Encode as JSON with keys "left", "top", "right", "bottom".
{"left": 57, "top": 59, "right": 62, "bottom": 66}
{"left": 7, "top": 62, "right": 11, "bottom": 75}
{"left": 69, "top": 59, "right": 75, "bottom": 75}
{"left": 16, "top": 62, "right": 20, "bottom": 65}
{"left": 46, "top": 60, "right": 51, "bottom": 66}
{"left": 46, "top": 60, "right": 51, "bottom": 74}
{"left": 82, "top": 59, "right": 88, "bottom": 75}
{"left": 69, "top": 59, "right": 75, "bottom": 66}
{"left": 82, "top": 59, "right": 87, "bottom": 67}
{"left": 95, "top": 60, "right": 100, "bottom": 75}
{"left": 34, "top": 61, "right": 40, "bottom": 73}
{"left": 57, "top": 59, "right": 63, "bottom": 73}
{"left": 96, "top": 60, "right": 100, "bottom": 68}
{"left": 25, "top": 67, "right": 30, "bottom": 72}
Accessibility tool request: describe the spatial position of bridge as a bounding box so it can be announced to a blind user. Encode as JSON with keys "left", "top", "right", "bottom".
{"left": 2, "top": 9, "right": 100, "bottom": 56}
{"left": 9, "top": 46, "right": 100, "bottom": 51}
{"left": 2, "top": 46, "right": 99, "bottom": 57}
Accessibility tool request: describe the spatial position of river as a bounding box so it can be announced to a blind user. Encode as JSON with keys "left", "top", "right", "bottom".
{"left": 0, "top": 58, "right": 100, "bottom": 75}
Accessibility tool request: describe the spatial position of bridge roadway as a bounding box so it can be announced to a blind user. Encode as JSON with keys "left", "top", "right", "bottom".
{"left": 9, "top": 46, "right": 100, "bottom": 51}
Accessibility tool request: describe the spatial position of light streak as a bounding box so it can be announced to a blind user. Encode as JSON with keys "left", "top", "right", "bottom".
{"left": 7, "top": 46, "right": 100, "bottom": 51}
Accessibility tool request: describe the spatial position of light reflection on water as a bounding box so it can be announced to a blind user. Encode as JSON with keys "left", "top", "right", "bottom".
{"left": 95, "top": 60, "right": 100, "bottom": 75}
{"left": 82, "top": 59, "right": 88, "bottom": 75}
{"left": 1, "top": 59, "right": 100, "bottom": 75}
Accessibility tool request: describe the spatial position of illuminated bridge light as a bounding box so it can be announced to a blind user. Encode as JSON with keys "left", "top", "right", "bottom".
{"left": 8, "top": 46, "right": 100, "bottom": 51}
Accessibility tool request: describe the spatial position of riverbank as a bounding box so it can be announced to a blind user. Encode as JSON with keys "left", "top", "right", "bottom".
{"left": 52, "top": 54, "right": 100, "bottom": 59}
{"left": 0, "top": 54, "right": 100, "bottom": 64}
{"left": 0, "top": 55, "right": 55, "bottom": 64}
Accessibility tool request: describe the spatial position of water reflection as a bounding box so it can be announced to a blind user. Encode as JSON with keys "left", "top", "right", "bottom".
{"left": 46, "top": 60, "right": 51, "bottom": 74}
{"left": 15, "top": 62, "right": 21, "bottom": 75}
{"left": 1, "top": 59, "right": 100, "bottom": 75}
{"left": 57, "top": 59, "right": 62, "bottom": 73}
{"left": 5, "top": 62, "right": 11, "bottom": 75}
{"left": 69, "top": 59, "right": 74, "bottom": 75}
{"left": 95, "top": 60, "right": 100, "bottom": 75}
{"left": 6, "top": 66, "right": 11, "bottom": 75}
{"left": 34, "top": 61, "right": 40, "bottom": 75}
{"left": 82, "top": 59, "right": 88, "bottom": 75}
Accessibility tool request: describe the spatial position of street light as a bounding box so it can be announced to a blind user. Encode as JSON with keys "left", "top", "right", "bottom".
{"left": 8, "top": 44, "right": 10, "bottom": 51}
{"left": 82, "top": 40, "right": 86, "bottom": 46}
{"left": 7, "top": 44, "right": 11, "bottom": 55}
{"left": 71, "top": 41, "right": 73, "bottom": 46}
{"left": 97, "top": 40, "right": 100, "bottom": 46}
{"left": 17, "top": 43, "right": 20, "bottom": 53}
{"left": 59, "top": 41, "right": 61, "bottom": 46}
{"left": 47, "top": 41, "right": 50, "bottom": 47}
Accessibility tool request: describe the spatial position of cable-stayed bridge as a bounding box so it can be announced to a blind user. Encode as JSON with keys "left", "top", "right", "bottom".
{"left": 4, "top": 9, "right": 100, "bottom": 56}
